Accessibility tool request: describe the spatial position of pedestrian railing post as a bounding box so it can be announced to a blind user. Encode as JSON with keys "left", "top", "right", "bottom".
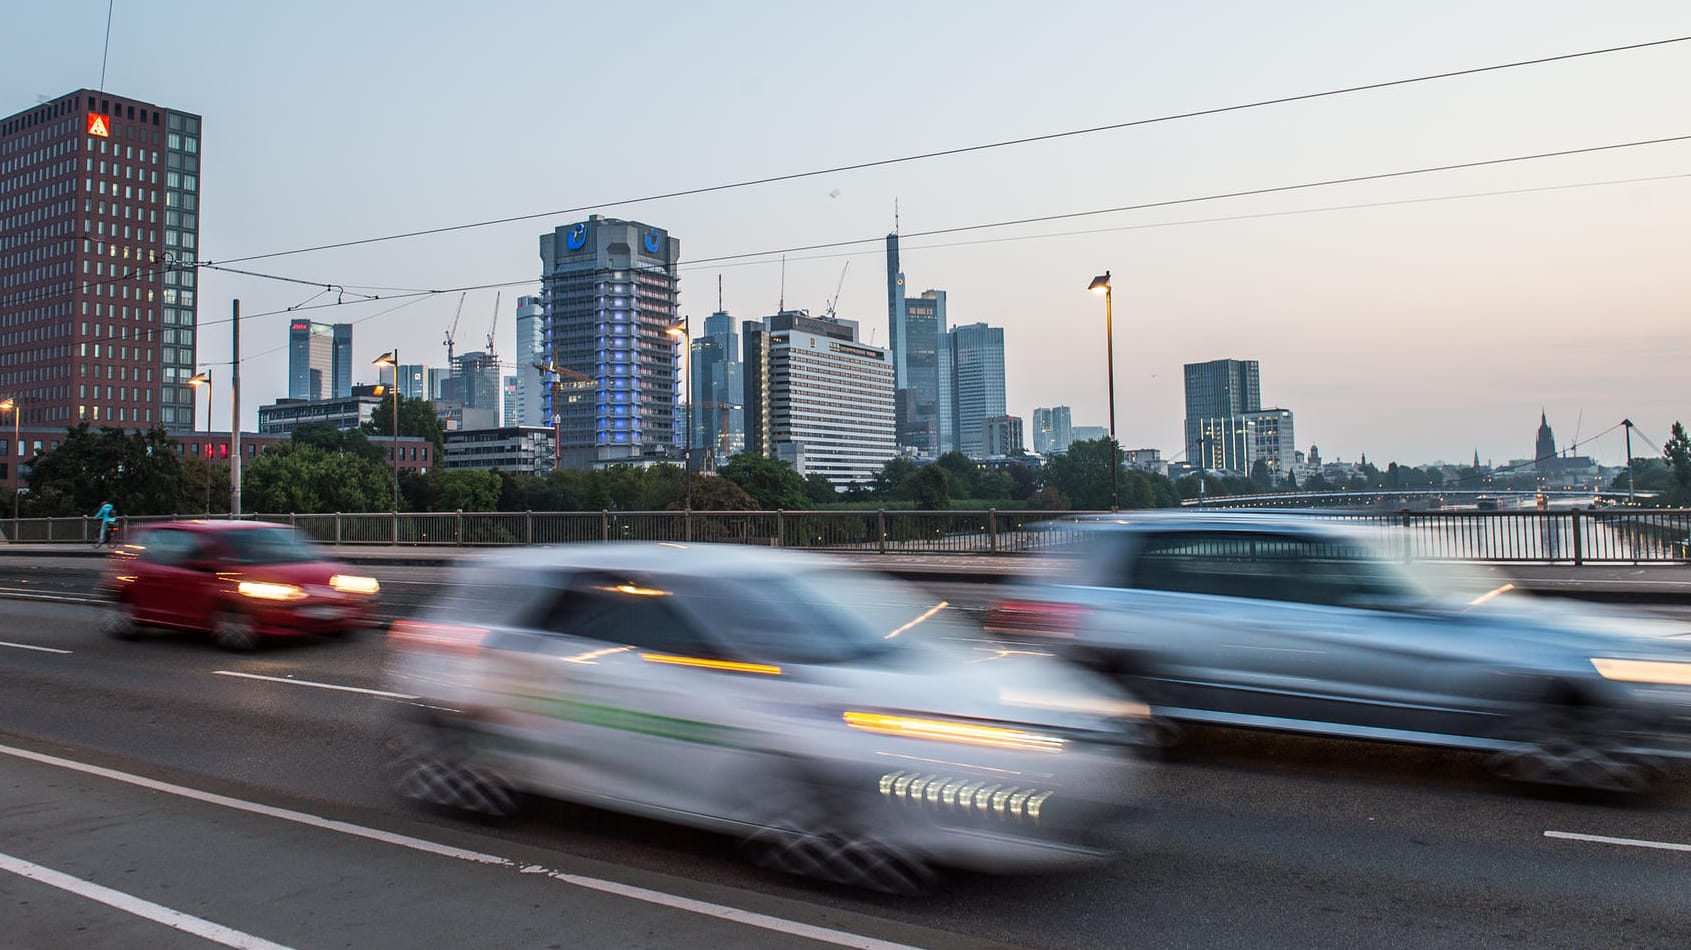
{"left": 1571, "top": 508, "right": 1584, "bottom": 566}
{"left": 391, "top": 511, "right": 399, "bottom": 547}
{"left": 685, "top": 509, "right": 693, "bottom": 543}
{"left": 775, "top": 509, "right": 785, "bottom": 548}
{"left": 334, "top": 513, "right": 343, "bottom": 545}
{"left": 455, "top": 509, "right": 464, "bottom": 545}
{"left": 877, "top": 508, "right": 887, "bottom": 555}
{"left": 601, "top": 510, "right": 610, "bottom": 542}
{"left": 525, "top": 510, "right": 533, "bottom": 545}
{"left": 988, "top": 508, "right": 999, "bottom": 554}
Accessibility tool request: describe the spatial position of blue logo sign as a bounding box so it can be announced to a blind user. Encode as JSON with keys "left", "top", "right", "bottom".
{"left": 643, "top": 229, "right": 662, "bottom": 254}
{"left": 565, "top": 223, "right": 587, "bottom": 250}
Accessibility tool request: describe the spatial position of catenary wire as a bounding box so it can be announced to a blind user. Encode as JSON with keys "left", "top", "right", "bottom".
{"left": 196, "top": 35, "right": 1691, "bottom": 267}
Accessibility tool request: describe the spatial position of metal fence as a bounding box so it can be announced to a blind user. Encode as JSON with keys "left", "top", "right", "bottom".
{"left": 3, "top": 508, "right": 1688, "bottom": 563}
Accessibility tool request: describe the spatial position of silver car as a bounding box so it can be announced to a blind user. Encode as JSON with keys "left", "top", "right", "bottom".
{"left": 987, "top": 513, "right": 1691, "bottom": 792}
{"left": 385, "top": 543, "right": 1148, "bottom": 891}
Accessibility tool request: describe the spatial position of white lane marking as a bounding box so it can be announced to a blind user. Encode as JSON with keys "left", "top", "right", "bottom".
{"left": 1545, "top": 830, "right": 1691, "bottom": 853}
{"left": 0, "top": 850, "right": 292, "bottom": 950}
{"left": 211, "top": 670, "right": 416, "bottom": 700}
{"left": 0, "top": 743, "right": 922, "bottom": 950}
{"left": 0, "top": 640, "right": 72, "bottom": 654}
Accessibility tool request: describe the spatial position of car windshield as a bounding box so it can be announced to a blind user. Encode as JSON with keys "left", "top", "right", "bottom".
{"left": 675, "top": 569, "right": 968, "bottom": 665}
{"left": 219, "top": 527, "right": 324, "bottom": 565}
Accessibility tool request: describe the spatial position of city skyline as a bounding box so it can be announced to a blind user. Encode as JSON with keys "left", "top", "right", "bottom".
{"left": 3, "top": 2, "right": 1688, "bottom": 467}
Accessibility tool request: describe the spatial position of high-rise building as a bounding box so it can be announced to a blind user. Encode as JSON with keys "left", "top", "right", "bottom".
{"left": 1031, "top": 406, "right": 1073, "bottom": 454}
{"left": 539, "top": 216, "right": 680, "bottom": 468}
{"left": 0, "top": 89, "right": 203, "bottom": 433}
{"left": 390, "top": 363, "right": 429, "bottom": 401}
{"left": 1184, "top": 358, "right": 1262, "bottom": 472}
{"left": 288, "top": 321, "right": 351, "bottom": 400}
{"left": 1244, "top": 408, "right": 1296, "bottom": 479}
{"left": 948, "top": 323, "right": 1006, "bottom": 459}
{"left": 502, "top": 375, "right": 518, "bottom": 427}
{"left": 896, "top": 290, "right": 952, "bottom": 457}
{"left": 743, "top": 310, "right": 894, "bottom": 487}
{"left": 512, "top": 295, "right": 546, "bottom": 427}
{"left": 983, "top": 415, "right": 1024, "bottom": 457}
{"left": 454, "top": 350, "right": 501, "bottom": 430}
{"left": 692, "top": 309, "right": 744, "bottom": 463}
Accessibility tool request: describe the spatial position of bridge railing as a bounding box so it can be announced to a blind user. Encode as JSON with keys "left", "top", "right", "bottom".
{"left": 2, "top": 508, "right": 1687, "bottom": 562}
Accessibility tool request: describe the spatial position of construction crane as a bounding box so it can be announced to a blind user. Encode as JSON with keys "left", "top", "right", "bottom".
{"left": 442, "top": 292, "right": 466, "bottom": 376}
{"left": 823, "top": 261, "right": 850, "bottom": 319}
{"left": 485, "top": 291, "right": 502, "bottom": 369}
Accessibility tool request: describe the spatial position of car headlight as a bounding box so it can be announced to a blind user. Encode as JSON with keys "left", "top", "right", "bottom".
{"left": 1000, "top": 688, "right": 1151, "bottom": 721}
{"left": 1590, "top": 658, "right": 1691, "bottom": 686}
{"left": 842, "top": 711, "right": 1066, "bottom": 754}
{"left": 237, "top": 581, "right": 307, "bottom": 602}
{"left": 329, "top": 574, "right": 380, "bottom": 595}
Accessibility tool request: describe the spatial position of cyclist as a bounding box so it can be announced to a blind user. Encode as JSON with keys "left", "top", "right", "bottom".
{"left": 93, "top": 500, "right": 118, "bottom": 548}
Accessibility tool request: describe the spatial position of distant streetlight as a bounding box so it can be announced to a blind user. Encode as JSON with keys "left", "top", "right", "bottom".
{"left": 0, "top": 397, "right": 19, "bottom": 533}
{"left": 187, "top": 371, "right": 213, "bottom": 513}
{"left": 371, "top": 350, "right": 400, "bottom": 511}
{"left": 1088, "top": 271, "right": 1119, "bottom": 512}
{"left": 666, "top": 317, "right": 693, "bottom": 510}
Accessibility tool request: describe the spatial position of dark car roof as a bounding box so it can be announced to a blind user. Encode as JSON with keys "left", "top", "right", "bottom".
{"left": 142, "top": 520, "right": 298, "bottom": 533}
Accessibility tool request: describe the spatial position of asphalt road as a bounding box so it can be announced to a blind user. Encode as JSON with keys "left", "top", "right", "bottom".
{"left": 4, "top": 566, "right": 1691, "bottom": 948}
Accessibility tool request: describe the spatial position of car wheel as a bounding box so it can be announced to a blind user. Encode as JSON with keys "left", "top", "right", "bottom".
{"left": 1488, "top": 697, "right": 1663, "bottom": 793}
{"left": 102, "top": 597, "right": 141, "bottom": 641}
{"left": 742, "top": 775, "right": 933, "bottom": 895}
{"left": 386, "top": 713, "right": 518, "bottom": 818}
{"left": 212, "top": 609, "right": 261, "bottom": 652}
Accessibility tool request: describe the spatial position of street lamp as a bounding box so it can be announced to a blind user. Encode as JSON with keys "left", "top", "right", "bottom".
{"left": 666, "top": 317, "right": 693, "bottom": 510}
{"left": 1088, "top": 271, "right": 1119, "bottom": 512}
{"left": 371, "top": 350, "right": 400, "bottom": 512}
{"left": 187, "top": 371, "right": 213, "bottom": 514}
{"left": 0, "top": 397, "right": 18, "bottom": 535}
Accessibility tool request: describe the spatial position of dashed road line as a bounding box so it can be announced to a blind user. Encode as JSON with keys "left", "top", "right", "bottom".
{"left": 211, "top": 669, "right": 415, "bottom": 699}
{"left": 1544, "top": 830, "right": 1691, "bottom": 853}
{"left": 0, "top": 639, "right": 72, "bottom": 654}
{"left": 0, "top": 849, "right": 292, "bottom": 950}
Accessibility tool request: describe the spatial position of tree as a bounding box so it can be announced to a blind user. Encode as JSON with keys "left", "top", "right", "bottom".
{"left": 241, "top": 443, "right": 393, "bottom": 513}
{"left": 802, "top": 472, "right": 838, "bottom": 506}
{"left": 679, "top": 474, "right": 759, "bottom": 511}
{"left": 435, "top": 469, "right": 501, "bottom": 512}
{"left": 1250, "top": 459, "right": 1274, "bottom": 491}
{"left": 1663, "top": 421, "right": 1691, "bottom": 507}
{"left": 899, "top": 464, "right": 951, "bottom": 509}
{"left": 25, "top": 423, "right": 192, "bottom": 516}
{"left": 934, "top": 451, "right": 980, "bottom": 498}
{"left": 718, "top": 453, "right": 808, "bottom": 509}
{"left": 1039, "top": 438, "right": 1121, "bottom": 510}
{"left": 871, "top": 456, "right": 920, "bottom": 498}
{"left": 362, "top": 393, "right": 446, "bottom": 456}
{"left": 293, "top": 421, "right": 383, "bottom": 464}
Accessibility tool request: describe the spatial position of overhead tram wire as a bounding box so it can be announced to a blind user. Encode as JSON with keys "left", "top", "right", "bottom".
{"left": 190, "top": 132, "right": 1691, "bottom": 331}
{"left": 196, "top": 34, "right": 1691, "bottom": 268}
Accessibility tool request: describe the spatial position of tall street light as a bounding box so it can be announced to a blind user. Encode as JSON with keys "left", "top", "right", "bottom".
{"left": 187, "top": 371, "right": 213, "bottom": 514}
{"left": 1088, "top": 271, "right": 1119, "bottom": 512}
{"left": 0, "top": 397, "right": 19, "bottom": 535}
{"left": 666, "top": 316, "right": 693, "bottom": 510}
{"left": 371, "top": 350, "right": 400, "bottom": 512}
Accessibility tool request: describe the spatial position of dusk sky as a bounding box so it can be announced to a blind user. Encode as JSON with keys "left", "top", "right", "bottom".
{"left": 6, "top": 1, "right": 1688, "bottom": 466}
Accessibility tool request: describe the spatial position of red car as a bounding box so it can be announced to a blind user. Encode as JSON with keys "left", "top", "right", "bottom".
{"left": 99, "top": 520, "right": 381, "bottom": 650}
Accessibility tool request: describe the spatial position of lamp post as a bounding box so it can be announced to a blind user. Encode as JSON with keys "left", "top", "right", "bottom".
{"left": 1087, "top": 271, "right": 1119, "bottom": 512}
{"left": 0, "top": 397, "right": 18, "bottom": 536}
{"left": 666, "top": 316, "right": 693, "bottom": 510}
{"left": 187, "top": 371, "right": 212, "bottom": 513}
{"left": 372, "top": 350, "right": 400, "bottom": 511}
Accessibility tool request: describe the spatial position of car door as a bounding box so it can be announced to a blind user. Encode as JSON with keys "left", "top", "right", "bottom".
{"left": 128, "top": 529, "right": 215, "bottom": 628}
{"left": 521, "top": 571, "right": 769, "bottom": 818}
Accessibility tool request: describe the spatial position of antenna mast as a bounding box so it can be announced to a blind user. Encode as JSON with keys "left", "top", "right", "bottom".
{"left": 778, "top": 255, "right": 786, "bottom": 313}
{"left": 99, "top": 0, "right": 115, "bottom": 91}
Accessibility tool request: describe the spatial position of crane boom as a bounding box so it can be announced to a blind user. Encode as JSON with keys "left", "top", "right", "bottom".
{"left": 486, "top": 291, "right": 502, "bottom": 364}
{"left": 824, "top": 261, "right": 850, "bottom": 318}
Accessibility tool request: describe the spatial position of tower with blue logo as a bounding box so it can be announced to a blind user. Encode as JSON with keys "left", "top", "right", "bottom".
{"left": 538, "top": 216, "right": 682, "bottom": 468}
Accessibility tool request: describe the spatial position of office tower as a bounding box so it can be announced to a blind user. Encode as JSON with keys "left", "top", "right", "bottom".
{"left": 743, "top": 310, "right": 894, "bottom": 487}
{"left": 331, "top": 323, "right": 352, "bottom": 398}
{"left": 1032, "top": 406, "right": 1073, "bottom": 454}
{"left": 0, "top": 90, "right": 203, "bottom": 431}
{"left": 983, "top": 415, "right": 1024, "bottom": 457}
{"left": 287, "top": 321, "right": 350, "bottom": 400}
{"left": 885, "top": 233, "right": 905, "bottom": 384}
{"left": 1184, "top": 358, "right": 1262, "bottom": 472}
{"left": 427, "top": 367, "right": 450, "bottom": 401}
{"left": 1244, "top": 408, "right": 1296, "bottom": 478}
{"left": 454, "top": 350, "right": 501, "bottom": 430}
{"left": 948, "top": 323, "right": 1006, "bottom": 459}
{"left": 538, "top": 215, "right": 680, "bottom": 467}
{"left": 896, "top": 289, "right": 952, "bottom": 457}
{"left": 502, "top": 375, "right": 518, "bottom": 427}
{"left": 391, "top": 363, "right": 428, "bottom": 400}
{"left": 693, "top": 309, "right": 744, "bottom": 463}
{"left": 513, "top": 294, "right": 546, "bottom": 427}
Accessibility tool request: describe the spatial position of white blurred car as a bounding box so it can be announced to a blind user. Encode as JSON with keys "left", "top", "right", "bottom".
{"left": 385, "top": 543, "right": 1148, "bottom": 891}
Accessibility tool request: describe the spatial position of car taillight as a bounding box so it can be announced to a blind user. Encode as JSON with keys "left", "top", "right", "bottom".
{"left": 984, "top": 599, "right": 1088, "bottom": 638}
{"left": 387, "top": 620, "right": 490, "bottom": 654}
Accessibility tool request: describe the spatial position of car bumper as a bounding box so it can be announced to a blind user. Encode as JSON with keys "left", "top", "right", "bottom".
{"left": 251, "top": 598, "right": 378, "bottom": 636}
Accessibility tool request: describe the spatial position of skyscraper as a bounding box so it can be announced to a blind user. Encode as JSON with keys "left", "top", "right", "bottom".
{"left": 455, "top": 350, "right": 501, "bottom": 430}
{"left": 512, "top": 295, "right": 545, "bottom": 427}
{"left": 0, "top": 89, "right": 203, "bottom": 432}
{"left": 1032, "top": 406, "right": 1073, "bottom": 454}
{"left": 538, "top": 216, "right": 680, "bottom": 467}
{"left": 1184, "top": 358, "right": 1261, "bottom": 472}
{"left": 744, "top": 310, "right": 894, "bottom": 486}
{"left": 693, "top": 309, "right": 744, "bottom": 463}
{"left": 288, "top": 321, "right": 352, "bottom": 400}
{"left": 948, "top": 323, "right": 1006, "bottom": 459}
{"left": 503, "top": 375, "right": 518, "bottom": 427}
{"left": 897, "top": 290, "right": 952, "bottom": 457}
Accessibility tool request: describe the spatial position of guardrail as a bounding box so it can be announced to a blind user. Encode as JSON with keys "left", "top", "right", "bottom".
{"left": 2, "top": 508, "right": 1688, "bottom": 562}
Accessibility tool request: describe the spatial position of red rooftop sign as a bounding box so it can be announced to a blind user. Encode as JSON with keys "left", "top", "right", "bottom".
{"left": 87, "top": 113, "right": 110, "bottom": 137}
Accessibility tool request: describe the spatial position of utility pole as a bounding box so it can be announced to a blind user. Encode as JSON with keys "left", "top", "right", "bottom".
{"left": 230, "top": 299, "right": 242, "bottom": 516}
{"left": 1623, "top": 418, "right": 1635, "bottom": 506}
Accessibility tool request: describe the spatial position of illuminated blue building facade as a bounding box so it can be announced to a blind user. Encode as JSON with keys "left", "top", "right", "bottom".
{"left": 538, "top": 216, "right": 681, "bottom": 468}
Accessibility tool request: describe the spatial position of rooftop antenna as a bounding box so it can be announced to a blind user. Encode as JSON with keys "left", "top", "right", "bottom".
{"left": 894, "top": 198, "right": 900, "bottom": 235}
{"left": 778, "top": 255, "right": 786, "bottom": 313}
{"left": 717, "top": 274, "right": 723, "bottom": 313}
{"left": 99, "top": 0, "right": 115, "bottom": 92}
